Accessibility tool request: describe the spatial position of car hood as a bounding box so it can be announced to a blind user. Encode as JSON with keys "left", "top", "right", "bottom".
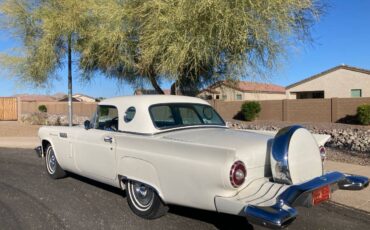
{"left": 160, "top": 127, "right": 273, "bottom": 169}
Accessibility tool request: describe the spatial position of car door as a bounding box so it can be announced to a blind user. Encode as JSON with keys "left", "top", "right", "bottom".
{"left": 73, "top": 105, "right": 119, "bottom": 184}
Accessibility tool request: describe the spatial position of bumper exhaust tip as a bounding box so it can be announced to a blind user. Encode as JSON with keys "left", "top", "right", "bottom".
{"left": 339, "top": 175, "right": 369, "bottom": 190}
{"left": 244, "top": 204, "right": 297, "bottom": 229}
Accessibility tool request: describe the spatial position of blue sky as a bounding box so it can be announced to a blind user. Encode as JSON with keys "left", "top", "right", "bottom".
{"left": 1, "top": 0, "right": 370, "bottom": 98}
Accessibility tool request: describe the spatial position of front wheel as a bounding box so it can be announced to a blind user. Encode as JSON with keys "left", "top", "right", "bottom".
{"left": 126, "top": 180, "right": 168, "bottom": 219}
{"left": 45, "top": 145, "right": 66, "bottom": 179}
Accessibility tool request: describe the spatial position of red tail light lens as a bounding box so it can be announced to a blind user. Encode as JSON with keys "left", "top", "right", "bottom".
{"left": 319, "top": 146, "right": 326, "bottom": 163}
{"left": 230, "top": 161, "right": 246, "bottom": 188}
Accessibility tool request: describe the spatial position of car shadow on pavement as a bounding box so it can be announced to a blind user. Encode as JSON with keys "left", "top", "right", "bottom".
{"left": 68, "top": 172, "right": 126, "bottom": 197}
{"left": 169, "top": 205, "right": 255, "bottom": 230}
{"left": 67, "top": 172, "right": 253, "bottom": 230}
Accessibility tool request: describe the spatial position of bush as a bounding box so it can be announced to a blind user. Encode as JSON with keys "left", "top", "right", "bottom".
{"left": 357, "top": 104, "right": 370, "bottom": 125}
{"left": 241, "top": 101, "right": 261, "bottom": 121}
{"left": 38, "top": 105, "right": 47, "bottom": 113}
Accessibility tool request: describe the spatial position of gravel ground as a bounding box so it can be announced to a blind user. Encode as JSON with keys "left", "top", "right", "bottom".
{"left": 227, "top": 119, "right": 370, "bottom": 131}
{"left": 326, "top": 147, "right": 370, "bottom": 166}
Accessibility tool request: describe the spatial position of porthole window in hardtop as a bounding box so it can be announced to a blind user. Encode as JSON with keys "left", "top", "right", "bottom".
{"left": 124, "top": 107, "right": 136, "bottom": 123}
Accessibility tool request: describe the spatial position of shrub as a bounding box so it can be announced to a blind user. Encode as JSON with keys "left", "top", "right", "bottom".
{"left": 357, "top": 104, "right": 370, "bottom": 125}
{"left": 38, "top": 105, "right": 47, "bottom": 113}
{"left": 241, "top": 101, "right": 261, "bottom": 121}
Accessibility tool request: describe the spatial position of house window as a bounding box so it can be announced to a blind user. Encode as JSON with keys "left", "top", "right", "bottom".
{"left": 215, "top": 95, "right": 220, "bottom": 100}
{"left": 236, "top": 94, "right": 242, "bottom": 100}
{"left": 296, "top": 91, "right": 324, "bottom": 99}
{"left": 222, "top": 95, "right": 227, "bottom": 100}
{"left": 351, "top": 89, "right": 362, "bottom": 98}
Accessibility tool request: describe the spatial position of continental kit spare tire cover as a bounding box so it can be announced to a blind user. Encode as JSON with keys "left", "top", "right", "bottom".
{"left": 270, "top": 125, "right": 323, "bottom": 184}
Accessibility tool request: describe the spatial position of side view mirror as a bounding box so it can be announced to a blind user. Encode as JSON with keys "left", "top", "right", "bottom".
{"left": 84, "top": 120, "right": 91, "bottom": 130}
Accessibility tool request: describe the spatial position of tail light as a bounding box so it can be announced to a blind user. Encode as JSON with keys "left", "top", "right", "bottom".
{"left": 319, "top": 146, "right": 326, "bottom": 163}
{"left": 230, "top": 161, "right": 246, "bottom": 188}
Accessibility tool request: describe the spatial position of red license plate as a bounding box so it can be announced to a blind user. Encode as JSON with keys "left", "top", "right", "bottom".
{"left": 312, "top": 185, "right": 331, "bottom": 205}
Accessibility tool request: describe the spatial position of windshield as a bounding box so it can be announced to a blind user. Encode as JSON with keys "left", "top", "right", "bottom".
{"left": 149, "top": 103, "right": 225, "bottom": 129}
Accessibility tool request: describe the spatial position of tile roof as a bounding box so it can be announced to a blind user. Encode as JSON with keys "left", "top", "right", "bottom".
{"left": 232, "top": 81, "right": 286, "bottom": 93}
{"left": 207, "top": 81, "right": 286, "bottom": 94}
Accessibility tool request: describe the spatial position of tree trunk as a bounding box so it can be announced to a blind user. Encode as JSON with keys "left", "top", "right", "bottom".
{"left": 148, "top": 69, "right": 164, "bottom": 94}
{"left": 67, "top": 35, "right": 73, "bottom": 127}
{"left": 177, "top": 73, "right": 199, "bottom": 96}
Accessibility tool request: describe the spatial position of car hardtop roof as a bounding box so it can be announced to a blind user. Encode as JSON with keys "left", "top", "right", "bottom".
{"left": 99, "top": 95, "right": 210, "bottom": 108}
{"left": 97, "top": 95, "right": 219, "bottom": 134}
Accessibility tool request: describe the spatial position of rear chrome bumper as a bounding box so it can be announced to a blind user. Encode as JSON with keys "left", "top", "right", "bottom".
{"left": 215, "top": 171, "right": 368, "bottom": 229}
{"left": 243, "top": 171, "right": 368, "bottom": 229}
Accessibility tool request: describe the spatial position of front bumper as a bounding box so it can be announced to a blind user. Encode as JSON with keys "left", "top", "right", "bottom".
{"left": 35, "top": 146, "right": 43, "bottom": 158}
{"left": 215, "top": 172, "right": 368, "bottom": 229}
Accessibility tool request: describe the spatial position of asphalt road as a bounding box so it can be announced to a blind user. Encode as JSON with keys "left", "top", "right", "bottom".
{"left": 1, "top": 148, "right": 369, "bottom": 230}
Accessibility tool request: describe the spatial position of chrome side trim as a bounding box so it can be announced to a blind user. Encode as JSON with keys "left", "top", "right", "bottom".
{"left": 271, "top": 125, "right": 303, "bottom": 185}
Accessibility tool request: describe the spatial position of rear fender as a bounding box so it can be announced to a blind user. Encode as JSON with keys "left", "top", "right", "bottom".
{"left": 117, "top": 157, "right": 164, "bottom": 200}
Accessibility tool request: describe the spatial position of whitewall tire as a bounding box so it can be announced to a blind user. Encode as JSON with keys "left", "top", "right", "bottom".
{"left": 126, "top": 180, "right": 168, "bottom": 219}
{"left": 45, "top": 145, "right": 66, "bottom": 179}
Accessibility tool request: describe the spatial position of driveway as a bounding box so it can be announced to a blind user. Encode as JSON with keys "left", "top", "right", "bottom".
{"left": 1, "top": 147, "right": 369, "bottom": 230}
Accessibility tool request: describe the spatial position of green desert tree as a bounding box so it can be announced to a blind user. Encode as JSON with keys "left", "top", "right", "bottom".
{"left": 55, "top": 0, "right": 323, "bottom": 96}
{"left": 119, "top": 0, "right": 323, "bottom": 95}
{"left": 0, "top": 0, "right": 92, "bottom": 126}
{"left": 77, "top": 0, "right": 165, "bottom": 94}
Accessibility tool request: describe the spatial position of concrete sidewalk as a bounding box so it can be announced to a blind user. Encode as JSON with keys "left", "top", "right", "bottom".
{"left": 325, "top": 161, "right": 370, "bottom": 213}
{"left": 0, "top": 137, "right": 39, "bottom": 149}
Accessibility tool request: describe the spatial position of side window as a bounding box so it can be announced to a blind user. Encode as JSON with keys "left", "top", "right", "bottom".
{"left": 178, "top": 107, "right": 202, "bottom": 125}
{"left": 96, "top": 105, "right": 119, "bottom": 131}
{"left": 151, "top": 105, "right": 175, "bottom": 128}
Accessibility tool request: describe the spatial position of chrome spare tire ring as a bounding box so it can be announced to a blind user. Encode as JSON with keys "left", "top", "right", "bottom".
{"left": 46, "top": 146, "right": 57, "bottom": 175}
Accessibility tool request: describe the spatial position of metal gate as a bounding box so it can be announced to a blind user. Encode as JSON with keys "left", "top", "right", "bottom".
{"left": 0, "top": 97, "right": 18, "bottom": 121}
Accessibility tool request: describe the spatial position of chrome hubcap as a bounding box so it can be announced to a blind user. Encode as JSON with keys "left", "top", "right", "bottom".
{"left": 130, "top": 181, "right": 154, "bottom": 210}
{"left": 46, "top": 147, "right": 57, "bottom": 174}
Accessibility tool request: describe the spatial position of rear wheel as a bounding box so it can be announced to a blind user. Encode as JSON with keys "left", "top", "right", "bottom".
{"left": 126, "top": 180, "right": 168, "bottom": 219}
{"left": 45, "top": 145, "right": 66, "bottom": 179}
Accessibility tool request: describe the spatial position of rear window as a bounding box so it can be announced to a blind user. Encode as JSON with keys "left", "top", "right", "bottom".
{"left": 149, "top": 103, "right": 225, "bottom": 129}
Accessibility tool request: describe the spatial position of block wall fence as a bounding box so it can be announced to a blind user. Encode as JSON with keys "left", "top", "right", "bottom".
{"left": 208, "top": 97, "right": 370, "bottom": 123}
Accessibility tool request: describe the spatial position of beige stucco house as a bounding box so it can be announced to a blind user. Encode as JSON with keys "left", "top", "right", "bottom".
{"left": 286, "top": 65, "right": 370, "bottom": 99}
{"left": 198, "top": 81, "right": 286, "bottom": 101}
{"left": 59, "top": 93, "right": 96, "bottom": 102}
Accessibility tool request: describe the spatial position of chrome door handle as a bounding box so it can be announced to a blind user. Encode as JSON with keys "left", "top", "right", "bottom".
{"left": 104, "top": 136, "right": 113, "bottom": 143}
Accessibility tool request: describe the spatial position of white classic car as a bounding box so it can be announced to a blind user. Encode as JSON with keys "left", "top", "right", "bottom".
{"left": 36, "top": 95, "right": 368, "bottom": 228}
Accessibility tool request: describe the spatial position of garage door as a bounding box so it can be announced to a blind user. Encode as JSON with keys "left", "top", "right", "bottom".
{"left": 0, "top": 97, "right": 18, "bottom": 121}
